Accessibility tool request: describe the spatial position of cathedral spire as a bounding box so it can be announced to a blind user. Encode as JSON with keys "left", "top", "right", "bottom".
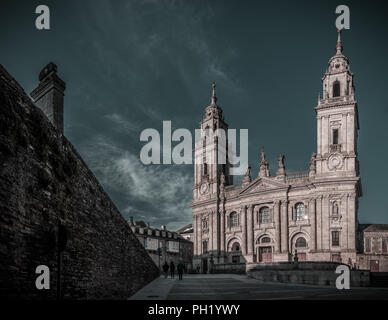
{"left": 211, "top": 82, "right": 217, "bottom": 106}
{"left": 242, "top": 165, "right": 252, "bottom": 185}
{"left": 336, "top": 28, "right": 343, "bottom": 55}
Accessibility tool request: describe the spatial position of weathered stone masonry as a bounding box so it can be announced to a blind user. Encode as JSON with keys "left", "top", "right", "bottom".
{"left": 0, "top": 64, "right": 159, "bottom": 299}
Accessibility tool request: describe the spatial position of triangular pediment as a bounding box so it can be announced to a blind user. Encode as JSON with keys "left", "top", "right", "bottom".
{"left": 240, "top": 177, "right": 288, "bottom": 195}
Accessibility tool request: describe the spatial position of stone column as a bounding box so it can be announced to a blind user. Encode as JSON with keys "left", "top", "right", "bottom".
{"left": 196, "top": 214, "right": 200, "bottom": 256}
{"left": 216, "top": 210, "right": 220, "bottom": 255}
{"left": 241, "top": 206, "right": 247, "bottom": 255}
{"left": 343, "top": 194, "right": 349, "bottom": 248}
{"left": 348, "top": 193, "right": 356, "bottom": 250}
{"left": 317, "top": 116, "right": 322, "bottom": 155}
{"left": 341, "top": 112, "right": 347, "bottom": 152}
{"left": 274, "top": 201, "right": 281, "bottom": 253}
{"left": 194, "top": 214, "right": 198, "bottom": 255}
{"left": 209, "top": 211, "right": 213, "bottom": 252}
{"left": 214, "top": 209, "right": 218, "bottom": 253}
{"left": 280, "top": 200, "right": 289, "bottom": 253}
{"left": 199, "top": 214, "right": 203, "bottom": 255}
{"left": 316, "top": 196, "right": 323, "bottom": 250}
{"left": 247, "top": 205, "right": 254, "bottom": 257}
{"left": 347, "top": 112, "right": 354, "bottom": 154}
{"left": 309, "top": 198, "right": 317, "bottom": 251}
{"left": 220, "top": 209, "right": 225, "bottom": 254}
{"left": 322, "top": 116, "right": 329, "bottom": 155}
{"left": 322, "top": 195, "right": 330, "bottom": 250}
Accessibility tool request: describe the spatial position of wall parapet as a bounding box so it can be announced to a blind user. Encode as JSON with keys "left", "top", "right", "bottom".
{"left": 247, "top": 262, "right": 370, "bottom": 287}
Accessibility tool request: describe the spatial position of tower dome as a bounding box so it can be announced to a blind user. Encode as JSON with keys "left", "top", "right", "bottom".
{"left": 327, "top": 29, "right": 350, "bottom": 75}
{"left": 320, "top": 29, "right": 354, "bottom": 101}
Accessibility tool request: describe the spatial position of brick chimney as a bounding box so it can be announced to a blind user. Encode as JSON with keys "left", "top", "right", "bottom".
{"left": 31, "top": 62, "right": 66, "bottom": 134}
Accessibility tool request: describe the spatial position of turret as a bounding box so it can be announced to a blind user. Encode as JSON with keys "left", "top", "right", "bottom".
{"left": 31, "top": 62, "right": 66, "bottom": 134}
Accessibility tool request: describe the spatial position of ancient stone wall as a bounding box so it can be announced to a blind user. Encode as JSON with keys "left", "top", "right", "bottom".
{"left": 0, "top": 65, "right": 160, "bottom": 299}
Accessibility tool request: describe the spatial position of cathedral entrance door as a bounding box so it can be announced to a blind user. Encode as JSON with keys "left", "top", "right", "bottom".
{"left": 259, "top": 247, "right": 272, "bottom": 262}
{"left": 370, "top": 260, "right": 379, "bottom": 272}
{"left": 202, "top": 258, "right": 208, "bottom": 274}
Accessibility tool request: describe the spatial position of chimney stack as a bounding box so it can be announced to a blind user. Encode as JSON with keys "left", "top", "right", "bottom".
{"left": 129, "top": 216, "right": 134, "bottom": 225}
{"left": 31, "top": 62, "right": 66, "bottom": 134}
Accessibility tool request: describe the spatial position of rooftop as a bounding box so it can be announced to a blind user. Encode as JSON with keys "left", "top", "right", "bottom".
{"left": 363, "top": 224, "right": 388, "bottom": 233}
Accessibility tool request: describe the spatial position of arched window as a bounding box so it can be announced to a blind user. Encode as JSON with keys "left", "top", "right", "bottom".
{"left": 203, "top": 163, "right": 208, "bottom": 175}
{"left": 261, "top": 237, "right": 271, "bottom": 244}
{"left": 258, "top": 207, "right": 272, "bottom": 224}
{"left": 295, "top": 237, "right": 307, "bottom": 248}
{"left": 230, "top": 212, "right": 239, "bottom": 228}
{"left": 333, "top": 81, "right": 340, "bottom": 97}
{"left": 231, "top": 242, "right": 241, "bottom": 252}
{"left": 333, "top": 129, "right": 339, "bottom": 145}
{"left": 295, "top": 203, "right": 306, "bottom": 221}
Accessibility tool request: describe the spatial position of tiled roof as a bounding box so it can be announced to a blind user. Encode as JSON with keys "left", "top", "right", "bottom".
{"left": 363, "top": 224, "right": 388, "bottom": 232}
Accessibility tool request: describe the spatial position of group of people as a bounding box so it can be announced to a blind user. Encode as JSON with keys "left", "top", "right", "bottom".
{"left": 162, "top": 261, "right": 185, "bottom": 280}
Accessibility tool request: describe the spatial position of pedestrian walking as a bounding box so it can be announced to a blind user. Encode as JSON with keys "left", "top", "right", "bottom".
{"left": 170, "top": 261, "right": 175, "bottom": 279}
{"left": 162, "top": 261, "right": 169, "bottom": 278}
{"left": 177, "top": 261, "right": 184, "bottom": 280}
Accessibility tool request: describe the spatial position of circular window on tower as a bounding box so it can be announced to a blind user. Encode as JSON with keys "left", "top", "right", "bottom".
{"left": 335, "top": 64, "right": 340, "bottom": 69}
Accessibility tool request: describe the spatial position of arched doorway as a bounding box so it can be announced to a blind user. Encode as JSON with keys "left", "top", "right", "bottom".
{"left": 256, "top": 236, "right": 273, "bottom": 262}
{"left": 227, "top": 239, "right": 242, "bottom": 264}
{"left": 293, "top": 236, "right": 308, "bottom": 261}
{"left": 230, "top": 241, "right": 241, "bottom": 263}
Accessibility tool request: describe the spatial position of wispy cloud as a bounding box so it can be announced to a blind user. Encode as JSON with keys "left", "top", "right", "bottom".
{"left": 104, "top": 113, "right": 142, "bottom": 135}
{"left": 79, "top": 135, "right": 193, "bottom": 230}
{"left": 68, "top": 0, "right": 244, "bottom": 230}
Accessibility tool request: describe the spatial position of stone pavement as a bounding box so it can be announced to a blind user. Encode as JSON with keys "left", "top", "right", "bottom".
{"left": 129, "top": 274, "right": 388, "bottom": 300}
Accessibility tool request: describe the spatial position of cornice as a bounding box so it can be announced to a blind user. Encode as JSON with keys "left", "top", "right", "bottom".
{"left": 315, "top": 100, "right": 357, "bottom": 111}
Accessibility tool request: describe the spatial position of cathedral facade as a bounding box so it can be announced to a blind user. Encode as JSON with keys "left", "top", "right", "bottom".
{"left": 191, "top": 30, "right": 362, "bottom": 272}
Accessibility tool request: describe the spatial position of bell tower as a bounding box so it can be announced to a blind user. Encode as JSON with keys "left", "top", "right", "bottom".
{"left": 315, "top": 30, "right": 360, "bottom": 178}
{"left": 193, "top": 83, "right": 231, "bottom": 201}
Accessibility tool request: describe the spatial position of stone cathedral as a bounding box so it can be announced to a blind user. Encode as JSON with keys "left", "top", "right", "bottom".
{"left": 191, "top": 30, "right": 362, "bottom": 272}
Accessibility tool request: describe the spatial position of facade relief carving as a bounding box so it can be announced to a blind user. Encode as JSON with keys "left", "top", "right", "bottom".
{"left": 327, "top": 152, "right": 344, "bottom": 170}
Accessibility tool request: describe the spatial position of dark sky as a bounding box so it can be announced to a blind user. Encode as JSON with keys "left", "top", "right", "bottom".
{"left": 1, "top": 0, "right": 388, "bottom": 230}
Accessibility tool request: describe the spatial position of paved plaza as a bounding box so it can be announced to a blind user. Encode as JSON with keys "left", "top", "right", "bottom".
{"left": 130, "top": 274, "right": 388, "bottom": 300}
